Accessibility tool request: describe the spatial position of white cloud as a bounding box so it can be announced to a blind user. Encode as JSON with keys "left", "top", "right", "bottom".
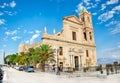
{"left": 75, "top": 0, "right": 100, "bottom": 13}
{"left": 29, "top": 30, "right": 41, "bottom": 43}
{"left": 92, "top": 12, "right": 97, "bottom": 15}
{"left": 106, "top": 0, "right": 119, "bottom": 5}
{"left": 111, "top": 23, "right": 120, "bottom": 34}
{"left": 84, "top": 0, "right": 90, "bottom": 6}
{"left": 112, "top": 5, "right": 120, "bottom": 11}
{"left": 4, "top": 11, "right": 17, "bottom": 16}
{"left": 10, "top": 1, "right": 16, "bottom": 8}
{"left": 99, "top": 5, "right": 120, "bottom": 22}
{"left": 0, "top": 3, "right": 9, "bottom": 8}
{"left": 5, "top": 30, "right": 17, "bottom": 36}
{"left": 25, "top": 40, "right": 30, "bottom": 44}
{"left": 100, "top": 0, "right": 119, "bottom": 11}
{"left": 0, "top": 19, "right": 5, "bottom": 25}
{"left": 11, "top": 36, "right": 21, "bottom": 41}
{"left": 105, "top": 21, "right": 120, "bottom": 27}
{"left": 87, "top": 7, "right": 91, "bottom": 9}
{"left": 75, "top": 3, "right": 84, "bottom": 13}
{"left": 35, "top": 30, "right": 41, "bottom": 34}
{"left": 91, "top": 3, "right": 97, "bottom": 8}
{"left": 98, "top": 10, "right": 115, "bottom": 22}
{"left": 101, "top": 4, "right": 106, "bottom": 10}
{"left": 0, "top": 1, "right": 16, "bottom": 8}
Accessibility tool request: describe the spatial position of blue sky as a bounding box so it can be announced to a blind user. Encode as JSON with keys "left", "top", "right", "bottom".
{"left": 0, "top": 0, "right": 120, "bottom": 64}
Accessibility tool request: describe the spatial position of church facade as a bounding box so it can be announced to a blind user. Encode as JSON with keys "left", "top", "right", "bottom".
{"left": 18, "top": 9, "right": 97, "bottom": 71}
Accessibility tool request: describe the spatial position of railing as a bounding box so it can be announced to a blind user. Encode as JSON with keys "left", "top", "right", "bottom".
{"left": 38, "top": 62, "right": 120, "bottom": 77}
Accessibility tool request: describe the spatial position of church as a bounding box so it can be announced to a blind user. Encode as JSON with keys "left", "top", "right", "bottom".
{"left": 18, "top": 8, "right": 97, "bottom": 71}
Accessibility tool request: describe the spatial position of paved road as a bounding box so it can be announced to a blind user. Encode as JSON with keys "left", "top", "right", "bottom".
{"left": 2, "top": 67, "right": 120, "bottom": 83}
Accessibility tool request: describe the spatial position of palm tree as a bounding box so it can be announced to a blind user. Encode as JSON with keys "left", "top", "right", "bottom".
{"left": 38, "top": 44, "right": 55, "bottom": 72}
{"left": 28, "top": 48, "right": 40, "bottom": 68}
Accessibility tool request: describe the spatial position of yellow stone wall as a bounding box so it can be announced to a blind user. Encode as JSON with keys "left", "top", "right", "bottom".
{"left": 18, "top": 9, "right": 97, "bottom": 70}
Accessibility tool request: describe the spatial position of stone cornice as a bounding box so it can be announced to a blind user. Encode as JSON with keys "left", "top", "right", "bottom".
{"left": 42, "top": 37, "right": 96, "bottom": 47}
{"left": 63, "top": 16, "right": 83, "bottom": 25}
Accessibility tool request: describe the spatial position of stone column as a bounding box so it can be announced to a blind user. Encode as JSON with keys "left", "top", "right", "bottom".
{"left": 69, "top": 55, "right": 71, "bottom": 67}
{"left": 79, "top": 56, "right": 81, "bottom": 70}
{"left": 72, "top": 55, "right": 75, "bottom": 68}
{"left": 71, "top": 55, "right": 73, "bottom": 68}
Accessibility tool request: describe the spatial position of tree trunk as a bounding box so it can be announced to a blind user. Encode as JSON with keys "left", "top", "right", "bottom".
{"left": 41, "top": 61, "right": 45, "bottom": 72}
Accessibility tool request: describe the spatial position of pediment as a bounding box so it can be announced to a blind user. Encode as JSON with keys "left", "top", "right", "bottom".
{"left": 63, "top": 15, "right": 82, "bottom": 24}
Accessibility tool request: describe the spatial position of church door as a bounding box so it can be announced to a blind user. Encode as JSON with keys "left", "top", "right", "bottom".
{"left": 74, "top": 56, "right": 79, "bottom": 71}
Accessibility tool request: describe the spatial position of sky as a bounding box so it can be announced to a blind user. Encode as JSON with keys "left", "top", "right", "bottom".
{"left": 0, "top": 0, "right": 120, "bottom": 64}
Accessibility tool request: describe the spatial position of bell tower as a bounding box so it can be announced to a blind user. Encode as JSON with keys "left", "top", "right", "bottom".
{"left": 79, "top": 7, "right": 93, "bottom": 28}
{"left": 79, "top": 7, "right": 95, "bottom": 44}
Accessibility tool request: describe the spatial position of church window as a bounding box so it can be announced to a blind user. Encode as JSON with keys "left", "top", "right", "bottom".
{"left": 89, "top": 32, "right": 92, "bottom": 40}
{"left": 81, "top": 17, "right": 84, "bottom": 22}
{"left": 59, "top": 47, "right": 63, "bottom": 55}
{"left": 72, "top": 31, "right": 76, "bottom": 40}
{"left": 86, "top": 50, "right": 89, "bottom": 57}
{"left": 84, "top": 32, "right": 87, "bottom": 40}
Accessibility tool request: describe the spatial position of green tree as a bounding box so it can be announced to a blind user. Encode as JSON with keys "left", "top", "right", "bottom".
{"left": 38, "top": 44, "right": 55, "bottom": 72}
{"left": 28, "top": 48, "right": 39, "bottom": 68}
{"left": 4, "top": 53, "right": 18, "bottom": 65}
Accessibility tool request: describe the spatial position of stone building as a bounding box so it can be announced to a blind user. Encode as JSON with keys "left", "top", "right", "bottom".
{"left": 18, "top": 42, "right": 41, "bottom": 53}
{"left": 18, "top": 8, "right": 97, "bottom": 71}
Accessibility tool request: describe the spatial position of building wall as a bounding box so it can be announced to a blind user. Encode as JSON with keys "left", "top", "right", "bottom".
{"left": 18, "top": 42, "right": 41, "bottom": 54}
{"left": 42, "top": 9, "right": 97, "bottom": 70}
{"left": 18, "top": 9, "right": 97, "bottom": 70}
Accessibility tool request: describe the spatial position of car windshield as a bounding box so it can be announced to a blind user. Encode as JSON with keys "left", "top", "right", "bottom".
{"left": 29, "top": 66, "right": 34, "bottom": 68}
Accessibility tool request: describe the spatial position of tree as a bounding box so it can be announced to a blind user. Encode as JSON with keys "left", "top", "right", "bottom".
{"left": 28, "top": 48, "right": 40, "bottom": 68}
{"left": 38, "top": 44, "right": 55, "bottom": 72}
{"left": 4, "top": 53, "right": 18, "bottom": 65}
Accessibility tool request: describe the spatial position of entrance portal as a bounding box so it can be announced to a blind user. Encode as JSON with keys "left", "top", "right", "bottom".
{"left": 74, "top": 56, "right": 79, "bottom": 70}
{"left": 60, "top": 62, "right": 63, "bottom": 72}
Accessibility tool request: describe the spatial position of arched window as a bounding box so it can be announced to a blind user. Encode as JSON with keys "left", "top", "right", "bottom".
{"left": 84, "top": 32, "right": 87, "bottom": 40}
{"left": 72, "top": 31, "right": 76, "bottom": 40}
{"left": 59, "top": 47, "right": 63, "bottom": 55}
{"left": 89, "top": 32, "right": 92, "bottom": 40}
{"left": 86, "top": 50, "right": 89, "bottom": 57}
{"left": 81, "top": 17, "right": 84, "bottom": 22}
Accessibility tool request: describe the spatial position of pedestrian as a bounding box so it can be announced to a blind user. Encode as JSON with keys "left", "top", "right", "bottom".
{"left": 52, "top": 65, "right": 55, "bottom": 72}
{"left": 56, "top": 66, "right": 60, "bottom": 75}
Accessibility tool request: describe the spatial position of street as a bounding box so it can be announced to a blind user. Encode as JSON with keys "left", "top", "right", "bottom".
{"left": 2, "top": 67, "right": 120, "bottom": 83}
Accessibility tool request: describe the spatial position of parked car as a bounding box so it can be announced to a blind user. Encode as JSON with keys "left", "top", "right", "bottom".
{"left": 24, "top": 66, "right": 34, "bottom": 72}
{"left": 0, "top": 68, "right": 3, "bottom": 82}
{"left": 14, "top": 65, "right": 20, "bottom": 70}
{"left": 19, "top": 66, "right": 24, "bottom": 71}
